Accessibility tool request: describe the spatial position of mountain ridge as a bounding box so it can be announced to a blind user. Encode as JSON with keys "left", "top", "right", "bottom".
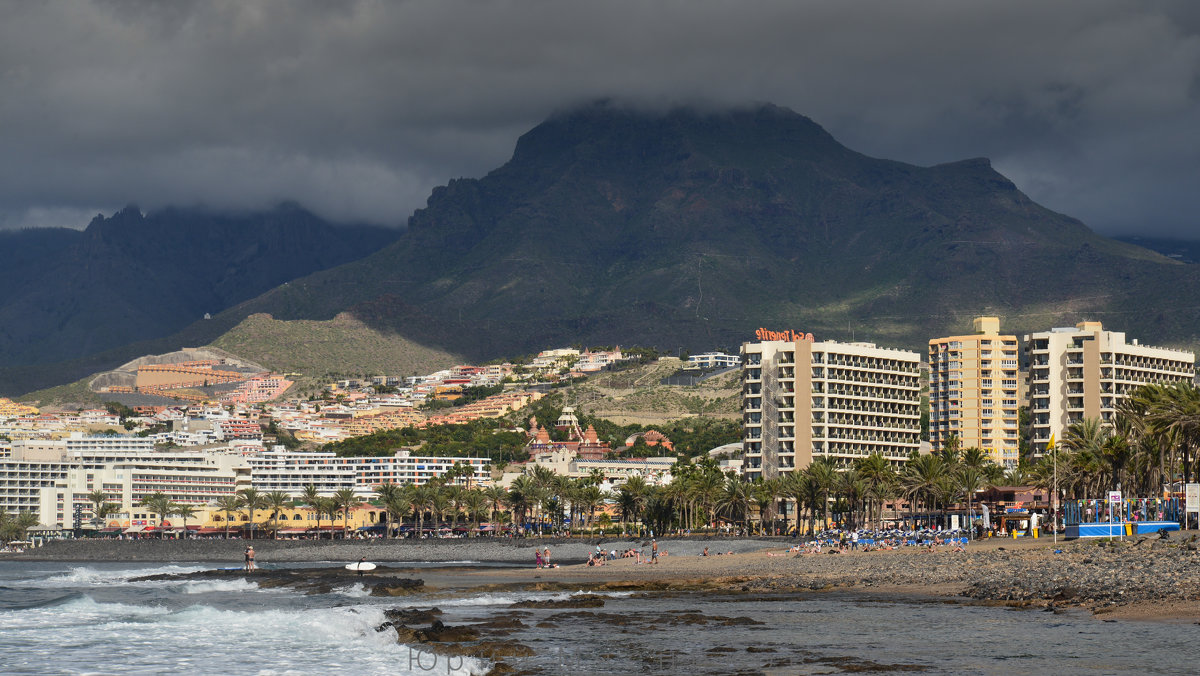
{"left": 8, "top": 102, "right": 1200, "bottom": 396}
{"left": 211, "top": 102, "right": 1189, "bottom": 360}
{"left": 0, "top": 204, "right": 401, "bottom": 394}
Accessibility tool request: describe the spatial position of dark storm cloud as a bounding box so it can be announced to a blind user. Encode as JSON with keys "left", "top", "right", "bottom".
{"left": 1, "top": 0, "right": 1198, "bottom": 236}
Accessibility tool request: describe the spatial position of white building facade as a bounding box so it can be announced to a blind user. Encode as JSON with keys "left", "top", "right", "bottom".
{"left": 1025, "top": 321, "right": 1195, "bottom": 456}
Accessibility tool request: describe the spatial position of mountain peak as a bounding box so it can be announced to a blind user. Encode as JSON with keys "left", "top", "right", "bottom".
{"left": 508, "top": 100, "right": 847, "bottom": 169}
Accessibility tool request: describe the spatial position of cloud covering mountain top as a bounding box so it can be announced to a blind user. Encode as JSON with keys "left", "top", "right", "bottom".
{"left": 2, "top": 0, "right": 1199, "bottom": 236}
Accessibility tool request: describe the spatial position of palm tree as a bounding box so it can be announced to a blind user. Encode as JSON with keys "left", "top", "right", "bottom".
{"left": 577, "top": 485, "right": 604, "bottom": 535}
{"left": 173, "top": 503, "right": 197, "bottom": 537}
{"left": 856, "top": 453, "right": 896, "bottom": 530}
{"left": 525, "top": 483, "right": 551, "bottom": 537}
{"left": 505, "top": 477, "right": 532, "bottom": 533}
{"left": 530, "top": 465, "right": 557, "bottom": 535}
{"left": 957, "top": 465, "right": 985, "bottom": 529}
{"left": 806, "top": 459, "right": 838, "bottom": 528}
{"left": 384, "top": 489, "right": 412, "bottom": 537}
{"left": 376, "top": 480, "right": 410, "bottom": 540}
{"left": 483, "top": 485, "right": 508, "bottom": 524}
{"left": 265, "top": 491, "right": 292, "bottom": 539}
{"left": 751, "top": 479, "right": 779, "bottom": 535}
{"left": 834, "top": 469, "right": 866, "bottom": 529}
{"left": 692, "top": 470, "right": 725, "bottom": 532}
{"left": 374, "top": 482, "right": 404, "bottom": 539}
{"left": 454, "top": 462, "right": 477, "bottom": 490}
{"left": 1144, "top": 382, "right": 1200, "bottom": 483}
{"left": 86, "top": 489, "right": 109, "bottom": 524}
{"left": 237, "top": 488, "right": 268, "bottom": 540}
{"left": 617, "top": 475, "right": 649, "bottom": 533}
{"left": 301, "top": 484, "right": 322, "bottom": 510}
{"left": 139, "top": 491, "right": 174, "bottom": 539}
{"left": 410, "top": 484, "right": 434, "bottom": 537}
{"left": 901, "top": 454, "right": 948, "bottom": 526}
{"left": 0, "top": 510, "right": 40, "bottom": 543}
{"left": 213, "top": 495, "right": 242, "bottom": 539}
{"left": 317, "top": 497, "right": 340, "bottom": 539}
{"left": 446, "top": 485, "right": 466, "bottom": 533}
{"left": 332, "top": 488, "right": 360, "bottom": 539}
{"left": 718, "top": 475, "right": 752, "bottom": 533}
{"left": 300, "top": 484, "right": 325, "bottom": 538}
{"left": 462, "top": 489, "right": 488, "bottom": 535}
{"left": 95, "top": 501, "right": 121, "bottom": 526}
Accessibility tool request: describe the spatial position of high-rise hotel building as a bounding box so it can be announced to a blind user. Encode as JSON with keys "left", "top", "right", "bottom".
{"left": 928, "top": 317, "right": 1021, "bottom": 467}
{"left": 741, "top": 334, "right": 921, "bottom": 480}
{"left": 1025, "top": 321, "right": 1195, "bottom": 456}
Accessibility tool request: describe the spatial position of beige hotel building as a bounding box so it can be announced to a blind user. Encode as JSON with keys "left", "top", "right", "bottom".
{"left": 741, "top": 335, "right": 921, "bottom": 480}
{"left": 928, "top": 317, "right": 1021, "bottom": 467}
{"left": 1025, "top": 321, "right": 1195, "bottom": 457}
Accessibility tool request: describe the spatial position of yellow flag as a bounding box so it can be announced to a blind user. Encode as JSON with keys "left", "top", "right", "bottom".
{"left": 1046, "top": 434, "right": 1056, "bottom": 452}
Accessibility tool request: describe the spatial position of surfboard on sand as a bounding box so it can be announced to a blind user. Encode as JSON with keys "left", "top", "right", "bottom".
{"left": 346, "top": 561, "right": 377, "bottom": 571}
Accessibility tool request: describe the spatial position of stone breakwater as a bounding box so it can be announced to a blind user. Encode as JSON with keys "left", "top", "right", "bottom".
{"left": 6, "top": 535, "right": 771, "bottom": 564}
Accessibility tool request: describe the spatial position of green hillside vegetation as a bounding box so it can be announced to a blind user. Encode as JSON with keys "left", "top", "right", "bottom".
{"left": 210, "top": 313, "right": 463, "bottom": 383}
{"left": 319, "top": 389, "right": 743, "bottom": 466}
{"left": 17, "top": 378, "right": 103, "bottom": 409}
{"left": 559, "top": 357, "right": 740, "bottom": 425}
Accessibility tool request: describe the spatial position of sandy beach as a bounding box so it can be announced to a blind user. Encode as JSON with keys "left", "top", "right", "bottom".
{"left": 442, "top": 533, "right": 1200, "bottom": 621}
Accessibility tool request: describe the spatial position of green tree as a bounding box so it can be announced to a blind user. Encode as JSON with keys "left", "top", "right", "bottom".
{"left": 237, "top": 488, "right": 268, "bottom": 540}
{"left": 139, "top": 491, "right": 174, "bottom": 539}
{"left": 265, "top": 491, "right": 292, "bottom": 539}
{"left": 213, "top": 495, "right": 242, "bottom": 539}
{"left": 374, "top": 482, "right": 406, "bottom": 539}
{"left": 332, "top": 488, "right": 361, "bottom": 539}
{"left": 173, "top": 503, "right": 197, "bottom": 536}
{"left": 0, "top": 511, "right": 40, "bottom": 543}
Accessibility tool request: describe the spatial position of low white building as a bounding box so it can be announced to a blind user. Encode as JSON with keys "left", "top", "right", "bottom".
{"left": 686, "top": 352, "right": 741, "bottom": 370}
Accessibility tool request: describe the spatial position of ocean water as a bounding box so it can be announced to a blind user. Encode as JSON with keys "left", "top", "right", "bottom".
{"left": 0, "top": 560, "right": 1194, "bottom": 675}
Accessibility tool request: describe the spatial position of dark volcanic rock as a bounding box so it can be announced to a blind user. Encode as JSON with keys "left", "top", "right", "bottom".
{"left": 511, "top": 594, "right": 606, "bottom": 608}
{"left": 130, "top": 567, "right": 423, "bottom": 596}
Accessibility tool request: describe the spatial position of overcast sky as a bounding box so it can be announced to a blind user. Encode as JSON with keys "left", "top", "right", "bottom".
{"left": 2, "top": 0, "right": 1198, "bottom": 237}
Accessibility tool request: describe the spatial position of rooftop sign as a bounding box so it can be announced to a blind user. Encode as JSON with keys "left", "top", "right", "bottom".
{"left": 755, "top": 328, "right": 814, "bottom": 342}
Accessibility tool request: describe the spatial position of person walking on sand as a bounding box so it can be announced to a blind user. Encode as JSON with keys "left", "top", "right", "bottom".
{"left": 651, "top": 539, "right": 659, "bottom": 564}
{"left": 535, "top": 548, "right": 543, "bottom": 569}
{"left": 244, "top": 546, "right": 255, "bottom": 573}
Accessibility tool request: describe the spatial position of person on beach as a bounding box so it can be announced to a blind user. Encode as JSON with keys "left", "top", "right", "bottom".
{"left": 356, "top": 556, "right": 366, "bottom": 577}
{"left": 543, "top": 547, "right": 551, "bottom": 567}
{"left": 651, "top": 539, "right": 659, "bottom": 564}
{"left": 535, "top": 549, "right": 543, "bottom": 569}
{"left": 702, "top": 547, "right": 709, "bottom": 557}
{"left": 244, "top": 546, "right": 255, "bottom": 572}
{"left": 851, "top": 531, "right": 859, "bottom": 551}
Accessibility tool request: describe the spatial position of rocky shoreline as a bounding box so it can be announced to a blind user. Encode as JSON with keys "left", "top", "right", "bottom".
{"left": 455, "top": 533, "right": 1200, "bottom": 619}
{"left": 18, "top": 533, "right": 1200, "bottom": 619}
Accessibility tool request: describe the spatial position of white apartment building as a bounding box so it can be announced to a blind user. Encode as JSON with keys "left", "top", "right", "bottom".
{"left": 245, "top": 449, "right": 491, "bottom": 498}
{"left": 929, "top": 317, "right": 1022, "bottom": 467}
{"left": 1025, "top": 321, "right": 1195, "bottom": 456}
{"left": 2, "top": 434, "right": 246, "bottom": 528}
{"left": 742, "top": 338, "right": 921, "bottom": 480}
{"left": 38, "top": 456, "right": 247, "bottom": 530}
